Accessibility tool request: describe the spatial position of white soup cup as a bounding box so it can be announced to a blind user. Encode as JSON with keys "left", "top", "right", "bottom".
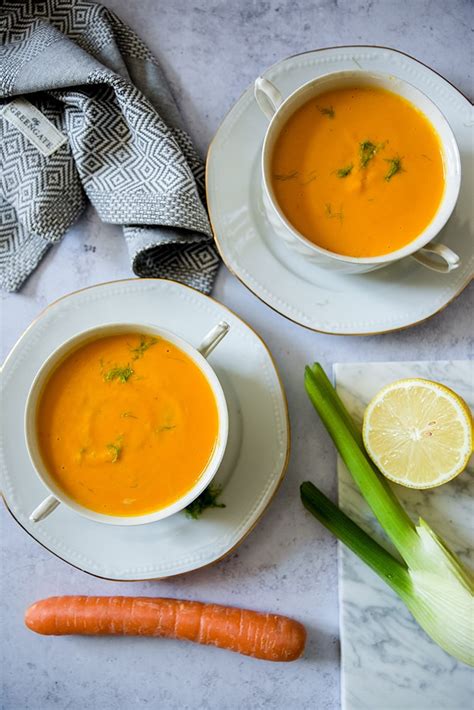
{"left": 255, "top": 70, "right": 461, "bottom": 274}
{"left": 25, "top": 321, "right": 230, "bottom": 526}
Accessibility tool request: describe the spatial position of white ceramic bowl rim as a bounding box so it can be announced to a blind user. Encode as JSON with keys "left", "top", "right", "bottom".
{"left": 261, "top": 69, "right": 462, "bottom": 265}
{"left": 24, "top": 323, "right": 229, "bottom": 526}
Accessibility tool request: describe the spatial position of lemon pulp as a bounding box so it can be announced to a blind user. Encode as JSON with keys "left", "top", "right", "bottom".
{"left": 362, "top": 378, "right": 473, "bottom": 489}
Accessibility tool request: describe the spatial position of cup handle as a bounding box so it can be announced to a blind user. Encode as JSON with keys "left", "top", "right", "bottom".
{"left": 254, "top": 77, "right": 283, "bottom": 121}
{"left": 197, "top": 321, "right": 230, "bottom": 359}
{"left": 411, "top": 242, "right": 461, "bottom": 273}
{"left": 30, "top": 495, "right": 60, "bottom": 523}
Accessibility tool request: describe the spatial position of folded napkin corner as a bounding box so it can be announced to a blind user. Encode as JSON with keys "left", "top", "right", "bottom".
{"left": 0, "top": 0, "right": 220, "bottom": 293}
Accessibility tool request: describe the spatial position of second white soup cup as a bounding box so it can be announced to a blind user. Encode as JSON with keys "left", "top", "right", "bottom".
{"left": 255, "top": 70, "right": 461, "bottom": 275}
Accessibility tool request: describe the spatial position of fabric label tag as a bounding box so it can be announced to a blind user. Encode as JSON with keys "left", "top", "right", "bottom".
{"left": 2, "top": 98, "right": 67, "bottom": 156}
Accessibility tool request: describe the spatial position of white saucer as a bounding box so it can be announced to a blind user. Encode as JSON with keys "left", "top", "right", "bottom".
{"left": 207, "top": 46, "right": 473, "bottom": 335}
{"left": 0, "top": 279, "right": 289, "bottom": 580}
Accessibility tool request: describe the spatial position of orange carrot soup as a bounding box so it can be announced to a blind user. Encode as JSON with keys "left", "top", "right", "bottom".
{"left": 271, "top": 86, "right": 445, "bottom": 257}
{"left": 36, "top": 333, "right": 219, "bottom": 516}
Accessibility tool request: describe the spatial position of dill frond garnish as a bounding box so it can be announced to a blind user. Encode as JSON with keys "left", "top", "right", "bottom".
{"left": 154, "top": 421, "right": 176, "bottom": 434}
{"left": 273, "top": 170, "right": 299, "bottom": 181}
{"left": 384, "top": 156, "right": 403, "bottom": 181}
{"left": 336, "top": 164, "right": 353, "bottom": 178}
{"left": 130, "top": 335, "right": 159, "bottom": 360}
{"left": 300, "top": 169, "right": 318, "bottom": 185}
{"left": 318, "top": 105, "right": 335, "bottom": 118}
{"left": 104, "top": 365, "right": 134, "bottom": 383}
{"left": 325, "top": 203, "right": 344, "bottom": 224}
{"left": 106, "top": 436, "right": 123, "bottom": 463}
{"left": 359, "top": 139, "right": 387, "bottom": 168}
{"left": 185, "top": 485, "right": 225, "bottom": 520}
{"left": 359, "top": 140, "right": 378, "bottom": 167}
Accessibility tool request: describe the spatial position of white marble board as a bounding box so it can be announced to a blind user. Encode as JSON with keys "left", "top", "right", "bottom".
{"left": 334, "top": 361, "right": 473, "bottom": 710}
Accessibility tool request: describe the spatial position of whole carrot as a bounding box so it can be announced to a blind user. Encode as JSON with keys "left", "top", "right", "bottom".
{"left": 25, "top": 596, "right": 306, "bottom": 662}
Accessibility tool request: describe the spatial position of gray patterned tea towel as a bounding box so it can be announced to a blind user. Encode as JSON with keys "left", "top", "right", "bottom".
{"left": 0, "top": 0, "right": 220, "bottom": 293}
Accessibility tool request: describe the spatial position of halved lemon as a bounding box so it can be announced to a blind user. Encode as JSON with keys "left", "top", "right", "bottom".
{"left": 362, "top": 378, "right": 473, "bottom": 489}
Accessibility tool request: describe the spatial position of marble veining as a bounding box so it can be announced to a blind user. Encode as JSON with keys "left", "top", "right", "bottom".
{"left": 335, "top": 361, "right": 473, "bottom": 710}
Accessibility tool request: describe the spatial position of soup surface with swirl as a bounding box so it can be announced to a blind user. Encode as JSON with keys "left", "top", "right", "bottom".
{"left": 271, "top": 86, "right": 445, "bottom": 257}
{"left": 36, "top": 333, "right": 219, "bottom": 516}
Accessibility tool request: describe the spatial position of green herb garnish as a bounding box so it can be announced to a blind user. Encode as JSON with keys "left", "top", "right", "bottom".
{"left": 359, "top": 140, "right": 378, "bottom": 167}
{"left": 185, "top": 485, "right": 225, "bottom": 520}
{"left": 156, "top": 424, "right": 176, "bottom": 433}
{"left": 273, "top": 171, "right": 299, "bottom": 181}
{"left": 325, "top": 203, "right": 344, "bottom": 224}
{"left": 317, "top": 105, "right": 335, "bottom": 118}
{"left": 384, "top": 156, "right": 403, "bottom": 181}
{"left": 131, "top": 336, "right": 159, "bottom": 360}
{"left": 121, "top": 411, "right": 138, "bottom": 419}
{"left": 106, "top": 437, "right": 123, "bottom": 463}
{"left": 104, "top": 365, "right": 134, "bottom": 383}
{"left": 300, "top": 169, "right": 318, "bottom": 185}
{"left": 336, "top": 164, "right": 353, "bottom": 178}
{"left": 360, "top": 139, "right": 388, "bottom": 167}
